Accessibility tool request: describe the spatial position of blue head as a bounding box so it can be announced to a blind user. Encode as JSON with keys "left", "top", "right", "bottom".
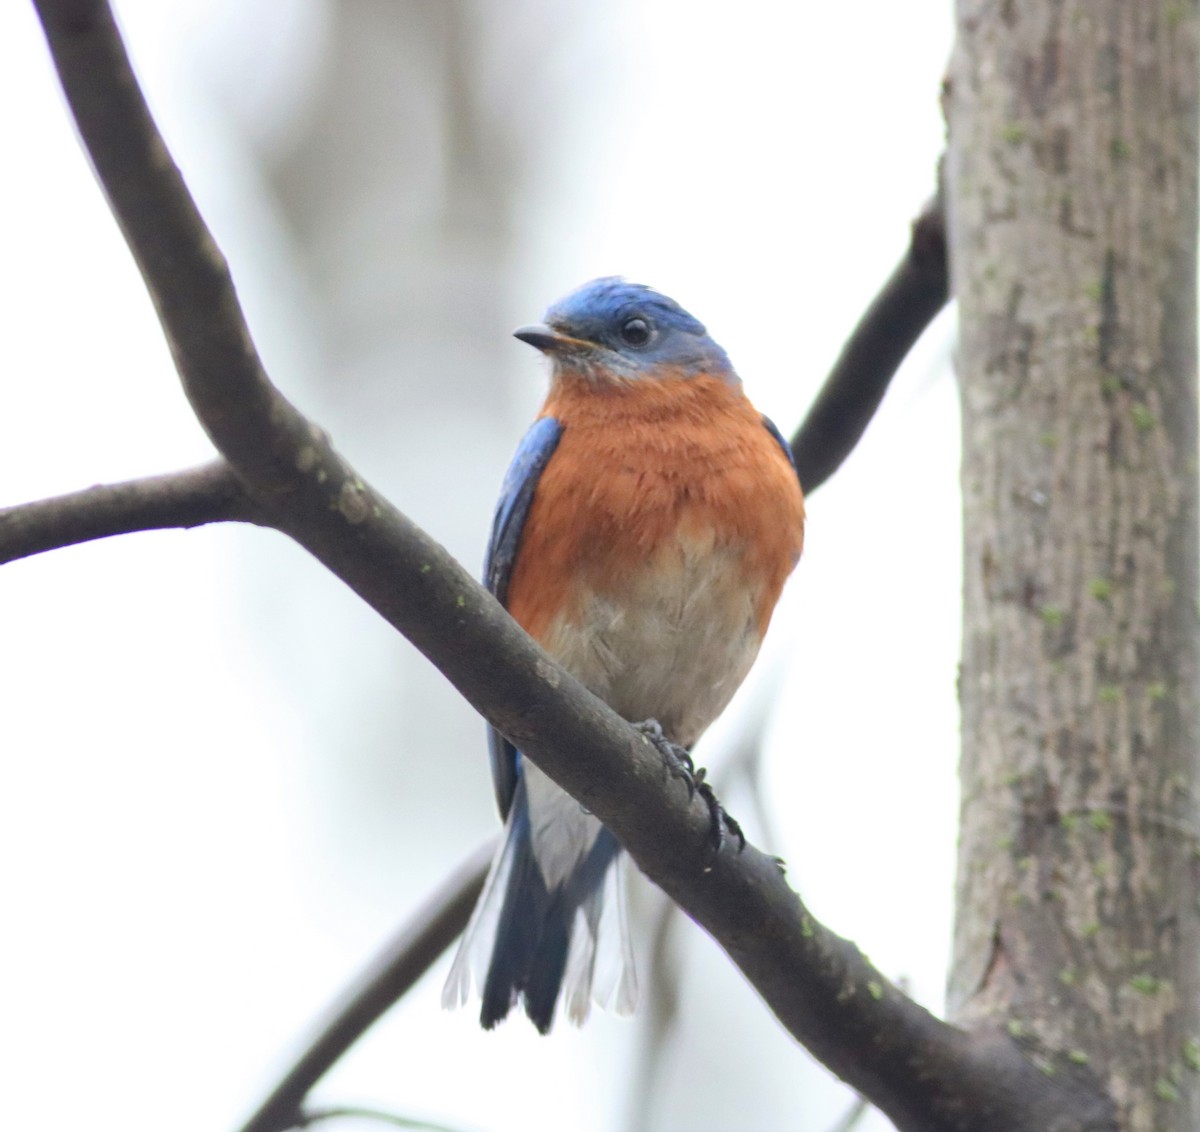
{"left": 514, "top": 278, "right": 736, "bottom": 386}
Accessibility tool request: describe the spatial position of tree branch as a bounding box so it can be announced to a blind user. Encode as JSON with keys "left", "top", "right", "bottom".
{"left": 790, "top": 188, "right": 948, "bottom": 494}
{"left": 0, "top": 461, "right": 263, "bottom": 564}
{"left": 239, "top": 842, "right": 493, "bottom": 1132}
{"left": 31, "top": 3, "right": 1109, "bottom": 1128}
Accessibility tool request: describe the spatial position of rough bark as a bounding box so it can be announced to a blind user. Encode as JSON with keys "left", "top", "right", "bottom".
{"left": 947, "top": 2, "right": 1200, "bottom": 1129}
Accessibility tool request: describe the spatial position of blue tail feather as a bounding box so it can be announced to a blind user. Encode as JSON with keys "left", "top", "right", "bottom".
{"left": 479, "top": 776, "right": 621, "bottom": 1033}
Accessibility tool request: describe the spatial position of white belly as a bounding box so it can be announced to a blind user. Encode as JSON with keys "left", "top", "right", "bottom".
{"left": 541, "top": 535, "right": 763, "bottom": 749}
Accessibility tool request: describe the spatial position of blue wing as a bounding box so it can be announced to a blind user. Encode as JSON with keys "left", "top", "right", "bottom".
{"left": 761, "top": 414, "right": 799, "bottom": 479}
{"left": 485, "top": 416, "right": 564, "bottom": 815}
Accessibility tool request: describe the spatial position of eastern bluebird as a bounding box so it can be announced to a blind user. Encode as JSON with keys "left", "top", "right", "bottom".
{"left": 443, "top": 278, "right": 805, "bottom": 1033}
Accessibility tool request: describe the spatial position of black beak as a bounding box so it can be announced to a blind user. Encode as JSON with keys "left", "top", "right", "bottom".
{"left": 513, "top": 323, "right": 591, "bottom": 355}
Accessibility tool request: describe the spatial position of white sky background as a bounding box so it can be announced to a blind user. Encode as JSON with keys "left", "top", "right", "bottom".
{"left": 0, "top": 2, "right": 957, "bottom": 1131}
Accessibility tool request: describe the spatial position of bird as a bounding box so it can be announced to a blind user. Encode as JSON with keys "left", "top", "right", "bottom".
{"left": 442, "top": 277, "right": 805, "bottom": 1033}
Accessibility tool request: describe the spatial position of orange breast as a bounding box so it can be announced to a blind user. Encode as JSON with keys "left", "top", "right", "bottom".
{"left": 505, "top": 374, "right": 805, "bottom": 648}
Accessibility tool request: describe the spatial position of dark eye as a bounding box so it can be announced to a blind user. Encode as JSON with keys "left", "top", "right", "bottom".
{"left": 619, "top": 317, "right": 651, "bottom": 347}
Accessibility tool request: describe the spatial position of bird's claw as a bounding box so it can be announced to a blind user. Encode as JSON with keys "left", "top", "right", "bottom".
{"left": 633, "top": 719, "right": 745, "bottom": 862}
{"left": 633, "top": 719, "right": 696, "bottom": 794}
{"left": 695, "top": 771, "right": 746, "bottom": 861}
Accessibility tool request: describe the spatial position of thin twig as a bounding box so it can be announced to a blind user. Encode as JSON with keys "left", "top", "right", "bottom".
{"left": 239, "top": 841, "right": 493, "bottom": 1132}
{"left": 827, "top": 1094, "right": 872, "bottom": 1132}
{"left": 791, "top": 188, "right": 948, "bottom": 494}
{"left": 0, "top": 460, "right": 263, "bottom": 564}
{"left": 295, "top": 1106, "right": 477, "bottom": 1132}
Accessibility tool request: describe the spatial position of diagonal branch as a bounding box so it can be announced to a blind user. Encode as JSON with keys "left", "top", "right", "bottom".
{"left": 0, "top": 460, "right": 263, "bottom": 564}
{"left": 790, "top": 187, "right": 948, "bottom": 493}
{"left": 236, "top": 199, "right": 948, "bottom": 1132}
{"left": 238, "top": 841, "right": 493, "bottom": 1132}
{"left": 31, "top": 3, "right": 1108, "bottom": 1129}
{"left": 234, "top": 193, "right": 949, "bottom": 1132}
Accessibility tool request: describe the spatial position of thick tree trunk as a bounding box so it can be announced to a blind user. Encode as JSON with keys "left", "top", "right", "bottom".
{"left": 947, "top": 2, "right": 1200, "bottom": 1128}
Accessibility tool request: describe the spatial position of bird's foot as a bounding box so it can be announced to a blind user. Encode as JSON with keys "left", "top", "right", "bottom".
{"left": 633, "top": 719, "right": 696, "bottom": 791}
{"left": 633, "top": 719, "right": 745, "bottom": 861}
{"left": 692, "top": 768, "right": 746, "bottom": 862}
